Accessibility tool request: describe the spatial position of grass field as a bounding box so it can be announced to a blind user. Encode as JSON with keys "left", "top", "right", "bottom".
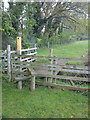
{"left": 2, "top": 40, "right": 89, "bottom": 118}
{"left": 38, "top": 40, "right": 88, "bottom": 57}
{"left": 37, "top": 40, "right": 88, "bottom": 65}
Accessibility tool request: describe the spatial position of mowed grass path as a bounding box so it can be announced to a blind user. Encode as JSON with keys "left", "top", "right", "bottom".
{"left": 2, "top": 40, "right": 89, "bottom": 118}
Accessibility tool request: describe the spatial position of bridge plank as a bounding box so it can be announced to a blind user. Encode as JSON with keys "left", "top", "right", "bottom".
{"left": 35, "top": 73, "right": 89, "bottom": 82}
{"left": 35, "top": 81, "right": 90, "bottom": 91}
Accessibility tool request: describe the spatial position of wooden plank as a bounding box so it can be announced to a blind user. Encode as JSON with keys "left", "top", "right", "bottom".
{"left": 26, "top": 52, "right": 37, "bottom": 55}
{"left": 21, "top": 57, "right": 36, "bottom": 62}
{"left": 28, "top": 65, "right": 90, "bottom": 74}
{"left": 21, "top": 48, "right": 37, "bottom": 52}
{"left": 11, "top": 60, "right": 88, "bottom": 69}
{"left": 29, "top": 63, "right": 88, "bottom": 71}
{"left": 10, "top": 50, "right": 17, "bottom": 54}
{"left": 35, "top": 70, "right": 51, "bottom": 75}
{"left": 27, "top": 59, "right": 36, "bottom": 62}
{"left": 31, "top": 64, "right": 88, "bottom": 71}
{"left": 35, "top": 73, "right": 89, "bottom": 82}
{"left": 13, "top": 65, "right": 88, "bottom": 77}
{"left": 3, "top": 68, "right": 8, "bottom": 70}
{"left": 12, "top": 71, "right": 30, "bottom": 75}
{"left": 35, "top": 81, "right": 90, "bottom": 91}
{"left": 57, "top": 68, "right": 90, "bottom": 74}
{"left": 38, "top": 67, "right": 89, "bottom": 74}
{"left": 11, "top": 55, "right": 88, "bottom": 61}
{"left": 15, "top": 76, "right": 31, "bottom": 81}
{"left": 0, "top": 55, "right": 7, "bottom": 58}
{"left": 20, "top": 57, "right": 32, "bottom": 62}
{"left": 29, "top": 56, "right": 88, "bottom": 61}
{"left": 63, "top": 65, "right": 88, "bottom": 70}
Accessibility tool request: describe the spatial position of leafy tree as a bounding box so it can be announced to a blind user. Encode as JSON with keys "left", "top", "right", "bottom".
{"left": 2, "top": 10, "right": 16, "bottom": 49}
{"left": 1, "top": 2, "right": 88, "bottom": 49}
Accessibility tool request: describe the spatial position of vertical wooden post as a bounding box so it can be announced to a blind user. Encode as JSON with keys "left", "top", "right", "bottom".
{"left": 18, "top": 81, "right": 22, "bottom": 90}
{"left": 17, "top": 37, "right": 21, "bottom": 52}
{"left": 17, "top": 37, "right": 22, "bottom": 90}
{"left": 30, "top": 75, "right": 35, "bottom": 91}
{"left": 44, "top": 44, "right": 50, "bottom": 83}
{"left": 48, "top": 48, "right": 53, "bottom": 87}
{"left": 7, "top": 45, "right": 11, "bottom": 82}
{"left": 52, "top": 58, "right": 57, "bottom": 84}
{"left": 49, "top": 48, "right": 53, "bottom": 77}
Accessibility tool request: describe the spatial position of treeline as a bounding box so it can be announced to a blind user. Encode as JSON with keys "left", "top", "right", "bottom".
{"left": 1, "top": 2, "right": 88, "bottom": 49}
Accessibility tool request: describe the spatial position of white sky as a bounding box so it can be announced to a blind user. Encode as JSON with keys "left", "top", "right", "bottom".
{"left": 3, "top": 0, "right": 9, "bottom": 9}
{"left": 2, "top": 0, "right": 90, "bottom": 10}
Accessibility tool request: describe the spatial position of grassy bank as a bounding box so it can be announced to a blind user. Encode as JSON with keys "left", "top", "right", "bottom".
{"left": 37, "top": 40, "right": 88, "bottom": 65}
{"left": 37, "top": 40, "right": 88, "bottom": 58}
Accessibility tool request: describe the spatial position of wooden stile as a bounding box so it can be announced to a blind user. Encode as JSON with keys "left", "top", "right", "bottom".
{"left": 6, "top": 43, "right": 89, "bottom": 92}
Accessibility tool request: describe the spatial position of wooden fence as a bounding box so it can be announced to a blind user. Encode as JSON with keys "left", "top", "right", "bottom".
{"left": 9, "top": 49, "right": 90, "bottom": 92}
{"left": 1, "top": 44, "right": 37, "bottom": 75}
{"left": 1, "top": 46, "right": 89, "bottom": 92}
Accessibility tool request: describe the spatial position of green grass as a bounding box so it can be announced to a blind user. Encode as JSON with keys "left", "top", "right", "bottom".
{"left": 2, "top": 78, "right": 88, "bottom": 118}
{"left": 38, "top": 40, "right": 88, "bottom": 58}
{"left": 37, "top": 40, "right": 88, "bottom": 65}
{"left": 2, "top": 40, "right": 89, "bottom": 118}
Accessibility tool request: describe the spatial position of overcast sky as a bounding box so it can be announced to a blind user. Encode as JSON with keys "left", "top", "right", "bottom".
{"left": 3, "top": 0, "right": 90, "bottom": 9}
{"left": 3, "top": 0, "right": 9, "bottom": 9}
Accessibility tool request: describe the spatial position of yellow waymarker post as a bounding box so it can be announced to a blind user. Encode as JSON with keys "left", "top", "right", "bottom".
{"left": 17, "top": 36, "right": 21, "bottom": 51}
{"left": 16, "top": 36, "right": 22, "bottom": 89}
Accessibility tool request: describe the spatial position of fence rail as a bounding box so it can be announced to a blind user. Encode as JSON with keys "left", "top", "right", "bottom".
{"left": 11, "top": 55, "right": 88, "bottom": 61}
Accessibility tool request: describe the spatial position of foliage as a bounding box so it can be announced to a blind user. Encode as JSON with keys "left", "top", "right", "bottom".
{"left": 36, "top": 31, "right": 80, "bottom": 48}
{"left": 1, "top": 2, "right": 88, "bottom": 49}
{"left": 2, "top": 11, "right": 16, "bottom": 49}
{"left": 23, "top": 3, "right": 37, "bottom": 43}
